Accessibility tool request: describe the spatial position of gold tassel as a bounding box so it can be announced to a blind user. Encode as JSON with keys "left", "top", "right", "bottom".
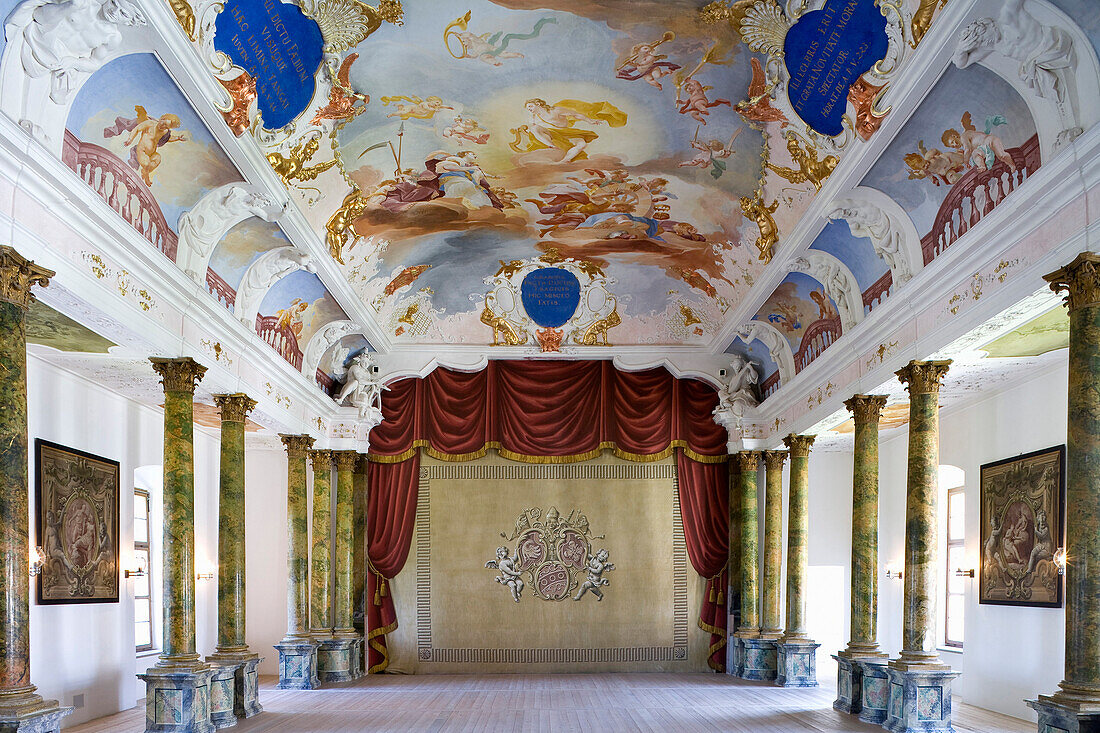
{"left": 709, "top": 585, "right": 716, "bottom": 603}
{"left": 717, "top": 591, "right": 724, "bottom": 606}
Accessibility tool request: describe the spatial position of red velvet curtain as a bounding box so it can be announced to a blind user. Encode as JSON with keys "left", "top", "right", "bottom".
{"left": 365, "top": 361, "right": 729, "bottom": 672}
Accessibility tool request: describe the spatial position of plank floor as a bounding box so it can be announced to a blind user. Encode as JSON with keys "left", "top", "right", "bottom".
{"left": 68, "top": 674, "right": 1032, "bottom": 733}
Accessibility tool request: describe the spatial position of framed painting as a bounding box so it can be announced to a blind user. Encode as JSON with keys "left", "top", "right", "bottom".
{"left": 35, "top": 439, "right": 120, "bottom": 605}
{"left": 979, "top": 445, "right": 1065, "bottom": 608}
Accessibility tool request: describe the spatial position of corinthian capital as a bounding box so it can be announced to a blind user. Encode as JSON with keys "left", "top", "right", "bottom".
{"left": 0, "top": 246, "right": 53, "bottom": 310}
{"left": 280, "top": 434, "right": 315, "bottom": 457}
{"left": 762, "top": 450, "right": 788, "bottom": 471}
{"left": 334, "top": 450, "right": 360, "bottom": 472}
{"left": 736, "top": 450, "right": 761, "bottom": 472}
{"left": 1044, "top": 252, "right": 1100, "bottom": 312}
{"left": 308, "top": 448, "right": 334, "bottom": 469}
{"left": 895, "top": 360, "right": 951, "bottom": 395}
{"left": 213, "top": 393, "right": 257, "bottom": 423}
{"left": 844, "top": 394, "right": 889, "bottom": 424}
{"left": 149, "top": 357, "right": 207, "bottom": 394}
{"left": 783, "top": 433, "right": 815, "bottom": 456}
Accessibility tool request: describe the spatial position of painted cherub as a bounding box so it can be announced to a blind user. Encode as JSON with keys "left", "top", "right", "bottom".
{"left": 903, "top": 140, "right": 966, "bottom": 186}
{"left": 679, "top": 128, "right": 742, "bottom": 179}
{"left": 381, "top": 95, "right": 454, "bottom": 121}
{"left": 942, "top": 112, "right": 1016, "bottom": 173}
{"left": 573, "top": 549, "right": 615, "bottom": 601}
{"left": 443, "top": 114, "right": 490, "bottom": 145}
{"left": 677, "top": 77, "right": 732, "bottom": 124}
{"left": 616, "top": 39, "right": 680, "bottom": 90}
{"left": 106, "top": 105, "right": 189, "bottom": 186}
{"left": 486, "top": 546, "right": 524, "bottom": 602}
{"left": 274, "top": 298, "right": 309, "bottom": 337}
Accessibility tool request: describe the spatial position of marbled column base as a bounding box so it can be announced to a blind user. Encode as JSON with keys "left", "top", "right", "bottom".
{"left": 776, "top": 640, "right": 820, "bottom": 687}
{"left": 275, "top": 641, "right": 320, "bottom": 690}
{"left": 1027, "top": 698, "right": 1100, "bottom": 733}
{"left": 834, "top": 652, "right": 890, "bottom": 715}
{"left": 857, "top": 659, "right": 891, "bottom": 725}
{"left": 883, "top": 667, "right": 959, "bottom": 733}
{"left": 348, "top": 638, "right": 365, "bottom": 680}
{"left": 205, "top": 663, "right": 239, "bottom": 730}
{"left": 0, "top": 700, "right": 73, "bottom": 733}
{"left": 739, "top": 638, "right": 778, "bottom": 681}
{"left": 729, "top": 637, "right": 744, "bottom": 677}
{"left": 137, "top": 667, "right": 215, "bottom": 733}
{"left": 318, "top": 639, "right": 356, "bottom": 683}
{"left": 206, "top": 656, "right": 262, "bottom": 719}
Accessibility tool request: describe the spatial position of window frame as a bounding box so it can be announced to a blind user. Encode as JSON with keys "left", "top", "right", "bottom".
{"left": 134, "top": 488, "right": 154, "bottom": 653}
{"left": 944, "top": 484, "right": 965, "bottom": 649}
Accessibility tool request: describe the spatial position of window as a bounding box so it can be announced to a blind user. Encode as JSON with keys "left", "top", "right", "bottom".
{"left": 944, "top": 485, "right": 965, "bottom": 648}
{"left": 134, "top": 489, "right": 154, "bottom": 652}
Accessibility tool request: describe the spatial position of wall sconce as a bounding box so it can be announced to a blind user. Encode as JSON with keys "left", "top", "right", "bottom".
{"left": 125, "top": 555, "right": 148, "bottom": 578}
{"left": 196, "top": 568, "right": 216, "bottom": 581}
{"left": 29, "top": 546, "right": 45, "bottom": 577}
{"left": 1054, "top": 548, "right": 1067, "bottom": 576}
{"left": 954, "top": 568, "right": 975, "bottom": 578}
{"left": 884, "top": 563, "right": 903, "bottom": 580}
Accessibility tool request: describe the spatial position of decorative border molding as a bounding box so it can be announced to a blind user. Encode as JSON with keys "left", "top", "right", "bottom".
{"left": 415, "top": 459, "right": 688, "bottom": 665}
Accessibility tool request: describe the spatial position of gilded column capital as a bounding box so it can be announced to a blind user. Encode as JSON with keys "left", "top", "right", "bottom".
{"left": 895, "top": 360, "right": 951, "bottom": 395}
{"left": 355, "top": 453, "right": 369, "bottom": 474}
{"left": 0, "top": 245, "right": 53, "bottom": 310}
{"left": 844, "top": 394, "right": 889, "bottom": 424}
{"left": 783, "top": 433, "right": 815, "bottom": 456}
{"left": 1045, "top": 252, "right": 1100, "bottom": 312}
{"left": 333, "top": 450, "right": 359, "bottom": 472}
{"left": 762, "top": 450, "right": 788, "bottom": 471}
{"left": 736, "top": 450, "right": 761, "bottom": 472}
{"left": 149, "top": 357, "right": 207, "bottom": 395}
{"left": 213, "top": 393, "right": 257, "bottom": 423}
{"left": 279, "top": 434, "right": 314, "bottom": 457}
{"left": 308, "top": 448, "right": 334, "bottom": 469}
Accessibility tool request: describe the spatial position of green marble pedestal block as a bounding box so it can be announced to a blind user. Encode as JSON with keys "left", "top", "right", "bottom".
{"left": 834, "top": 653, "right": 889, "bottom": 715}
{"left": 206, "top": 663, "right": 239, "bottom": 729}
{"left": 739, "top": 639, "right": 777, "bottom": 681}
{"left": 858, "top": 659, "right": 891, "bottom": 725}
{"left": 884, "top": 667, "right": 959, "bottom": 733}
{"left": 1027, "top": 699, "right": 1100, "bottom": 733}
{"left": 206, "top": 656, "right": 261, "bottom": 719}
{"left": 775, "top": 640, "right": 819, "bottom": 687}
{"left": 138, "top": 667, "right": 215, "bottom": 733}
{"left": 275, "top": 641, "right": 320, "bottom": 690}
{"left": 318, "top": 639, "right": 356, "bottom": 683}
{"left": 0, "top": 702, "right": 73, "bottom": 733}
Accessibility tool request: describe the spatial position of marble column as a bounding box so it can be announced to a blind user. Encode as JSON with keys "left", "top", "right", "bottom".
{"left": 352, "top": 456, "right": 367, "bottom": 637}
{"left": 1030, "top": 253, "right": 1100, "bottom": 733}
{"left": 726, "top": 461, "right": 741, "bottom": 673}
{"left": 308, "top": 450, "right": 333, "bottom": 642}
{"left": 834, "top": 395, "right": 890, "bottom": 716}
{"left": 886, "top": 361, "right": 957, "bottom": 733}
{"left": 139, "top": 357, "right": 214, "bottom": 733}
{"left": 734, "top": 451, "right": 772, "bottom": 680}
{"left": 0, "top": 247, "right": 72, "bottom": 733}
{"left": 317, "top": 451, "right": 361, "bottom": 682}
{"left": 206, "top": 394, "right": 261, "bottom": 722}
{"left": 752, "top": 450, "right": 786, "bottom": 681}
{"left": 776, "top": 434, "right": 820, "bottom": 687}
{"left": 274, "top": 435, "right": 319, "bottom": 690}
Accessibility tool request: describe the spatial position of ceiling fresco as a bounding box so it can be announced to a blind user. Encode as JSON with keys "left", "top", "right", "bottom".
{"left": 11, "top": 0, "right": 1099, "bottom": 412}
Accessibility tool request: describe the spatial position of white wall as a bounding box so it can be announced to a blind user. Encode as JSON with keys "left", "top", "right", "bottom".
{"left": 26, "top": 355, "right": 290, "bottom": 727}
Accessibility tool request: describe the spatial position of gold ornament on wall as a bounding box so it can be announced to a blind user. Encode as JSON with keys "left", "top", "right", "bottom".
{"left": 765, "top": 133, "right": 838, "bottom": 192}
{"left": 300, "top": 0, "right": 403, "bottom": 54}
{"left": 739, "top": 191, "right": 779, "bottom": 264}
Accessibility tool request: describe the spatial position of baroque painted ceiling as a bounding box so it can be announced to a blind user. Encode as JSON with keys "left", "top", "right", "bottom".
{"left": 3, "top": 0, "right": 1098, "bottom": 421}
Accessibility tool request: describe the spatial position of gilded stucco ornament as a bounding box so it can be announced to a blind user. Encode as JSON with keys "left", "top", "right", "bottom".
{"left": 149, "top": 356, "right": 207, "bottom": 394}
{"left": 739, "top": 191, "right": 780, "bottom": 264}
{"left": 1044, "top": 252, "right": 1100, "bottom": 313}
{"left": 782, "top": 433, "right": 815, "bottom": 457}
{"left": 766, "top": 132, "right": 838, "bottom": 192}
{"left": 736, "top": 450, "right": 761, "bottom": 472}
{"left": 299, "top": 0, "right": 403, "bottom": 55}
{"left": 0, "top": 245, "right": 53, "bottom": 309}
{"left": 213, "top": 393, "right": 257, "bottom": 423}
{"left": 844, "top": 394, "right": 888, "bottom": 424}
{"left": 279, "top": 434, "right": 315, "bottom": 458}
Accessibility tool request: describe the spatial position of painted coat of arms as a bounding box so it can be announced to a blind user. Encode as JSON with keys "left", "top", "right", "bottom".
{"left": 486, "top": 506, "right": 614, "bottom": 603}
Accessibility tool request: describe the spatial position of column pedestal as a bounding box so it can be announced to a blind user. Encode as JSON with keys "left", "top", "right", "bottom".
{"left": 0, "top": 703, "right": 72, "bottom": 733}
{"left": 739, "top": 638, "right": 777, "bottom": 681}
{"left": 884, "top": 667, "right": 960, "bottom": 733}
{"left": 206, "top": 663, "right": 240, "bottom": 730}
{"left": 857, "top": 658, "right": 891, "bottom": 725}
{"left": 274, "top": 641, "right": 319, "bottom": 690}
{"left": 318, "top": 639, "right": 357, "bottom": 683}
{"left": 775, "top": 640, "right": 819, "bottom": 687}
{"left": 205, "top": 655, "right": 261, "bottom": 719}
{"left": 137, "top": 668, "right": 215, "bottom": 733}
{"left": 834, "top": 651, "right": 889, "bottom": 714}
{"left": 1027, "top": 700, "right": 1100, "bottom": 733}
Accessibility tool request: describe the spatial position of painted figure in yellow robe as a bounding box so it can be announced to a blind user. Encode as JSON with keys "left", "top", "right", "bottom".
{"left": 275, "top": 298, "right": 309, "bottom": 337}
{"left": 510, "top": 98, "right": 627, "bottom": 162}
{"left": 381, "top": 95, "right": 453, "bottom": 121}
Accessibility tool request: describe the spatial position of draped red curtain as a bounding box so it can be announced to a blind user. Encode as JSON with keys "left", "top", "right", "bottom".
{"left": 365, "top": 361, "right": 729, "bottom": 672}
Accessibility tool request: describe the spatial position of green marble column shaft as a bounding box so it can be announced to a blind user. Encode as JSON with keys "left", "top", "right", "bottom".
{"left": 727, "top": 462, "right": 741, "bottom": 629}
{"left": 736, "top": 451, "right": 761, "bottom": 637}
{"left": 782, "top": 435, "right": 814, "bottom": 642}
{"left": 761, "top": 450, "right": 787, "bottom": 638}
{"left": 892, "top": 360, "right": 951, "bottom": 670}
{"left": 842, "top": 395, "right": 888, "bottom": 657}
{"left": 333, "top": 451, "right": 358, "bottom": 638}
{"left": 212, "top": 394, "right": 257, "bottom": 657}
{"left": 280, "top": 435, "right": 314, "bottom": 641}
{"left": 149, "top": 357, "right": 208, "bottom": 669}
{"left": 1045, "top": 254, "right": 1100, "bottom": 706}
{"left": 0, "top": 247, "right": 52, "bottom": 711}
{"left": 352, "top": 456, "right": 367, "bottom": 631}
{"left": 309, "top": 450, "right": 333, "bottom": 637}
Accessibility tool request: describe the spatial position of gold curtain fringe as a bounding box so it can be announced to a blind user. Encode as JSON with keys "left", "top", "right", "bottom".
{"left": 365, "top": 619, "right": 398, "bottom": 674}
{"left": 698, "top": 618, "right": 728, "bottom": 673}
{"left": 368, "top": 440, "right": 728, "bottom": 465}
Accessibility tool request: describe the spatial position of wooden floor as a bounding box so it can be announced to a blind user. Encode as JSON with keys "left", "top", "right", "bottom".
{"left": 69, "top": 674, "right": 1032, "bottom": 733}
